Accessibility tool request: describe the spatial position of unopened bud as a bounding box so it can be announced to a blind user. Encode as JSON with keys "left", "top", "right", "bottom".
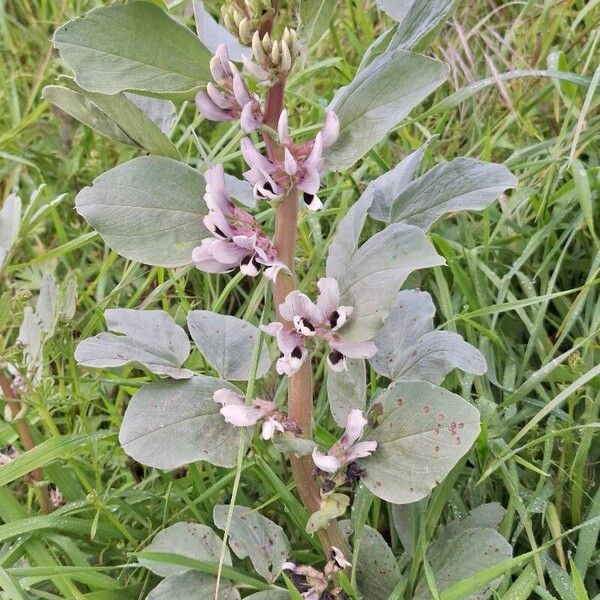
{"left": 280, "top": 39, "right": 292, "bottom": 72}
{"left": 271, "top": 41, "right": 280, "bottom": 64}
{"left": 252, "top": 31, "right": 266, "bottom": 62}
{"left": 238, "top": 17, "right": 253, "bottom": 44}
{"left": 233, "top": 9, "right": 244, "bottom": 27}
{"left": 262, "top": 32, "right": 272, "bottom": 53}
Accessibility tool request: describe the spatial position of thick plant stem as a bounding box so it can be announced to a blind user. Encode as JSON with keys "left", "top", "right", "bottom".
{"left": 264, "top": 83, "right": 350, "bottom": 557}
{"left": 0, "top": 374, "right": 52, "bottom": 514}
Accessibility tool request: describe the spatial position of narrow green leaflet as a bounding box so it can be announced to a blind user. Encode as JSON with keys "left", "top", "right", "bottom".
{"left": 53, "top": 1, "right": 213, "bottom": 97}
{"left": 140, "top": 522, "right": 230, "bottom": 577}
{"left": 244, "top": 592, "right": 288, "bottom": 600}
{"left": 388, "top": 158, "right": 517, "bottom": 230}
{"left": 413, "top": 527, "right": 512, "bottom": 599}
{"left": 341, "top": 520, "right": 401, "bottom": 600}
{"left": 326, "top": 49, "right": 447, "bottom": 171}
{"left": 119, "top": 376, "right": 242, "bottom": 469}
{"left": 370, "top": 289, "right": 487, "bottom": 383}
{"left": 187, "top": 311, "right": 271, "bottom": 381}
{"left": 75, "top": 309, "right": 193, "bottom": 379}
{"left": 148, "top": 570, "right": 240, "bottom": 600}
{"left": 332, "top": 223, "right": 445, "bottom": 342}
{"left": 327, "top": 358, "right": 366, "bottom": 426}
{"left": 386, "top": 0, "right": 456, "bottom": 51}
{"left": 300, "top": 0, "right": 338, "bottom": 46}
{"left": 75, "top": 156, "right": 208, "bottom": 267}
{"left": 358, "top": 380, "right": 480, "bottom": 503}
{"left": 0, "top": 193, "right": 21, "bottom": 269}
{"left": 213, "top": 505, "right": 291, "bottom": 583}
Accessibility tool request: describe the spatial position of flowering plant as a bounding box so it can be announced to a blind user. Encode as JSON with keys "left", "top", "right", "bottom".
{"left": 41, "top": 0, "right": 518, "bottom": 597}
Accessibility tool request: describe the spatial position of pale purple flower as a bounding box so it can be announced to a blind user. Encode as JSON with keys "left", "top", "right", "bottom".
{"left": 241, "top": 109, "right": 339, "bottom": 209}
{"left": 213, "top": 388, "right": 294, "bottom": 441}
{"left": 195, "top": 44, "right": 263, "bottom": 132}
{"left": 48, "top": 483, "right": 65, "bottom": 508}
{"left": 312, "top": 409, "right": 377, "bottom": 474}
{"left": 192, "top": 165, "right": 286, "bottom": 281}
{"left": 261, "top": 277, "right": 376, "bottom": 376}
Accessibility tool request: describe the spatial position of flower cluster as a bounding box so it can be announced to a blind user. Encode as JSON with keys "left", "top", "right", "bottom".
{"left": 213, "top": 388, "right": 300, "bottom": 440}
{"left": 312, "top": 410, "right": 377, "bottom": 484}
{"left": 283, "top": 546, "right": 351, "bottom": 600}
{"left": 196, "top": 44, "right": 263, "bottom": 133}
{"left": 192, "top": 164, "right": 286, "bottom": 280}
{"left": 242, "top": 109, "right": 339, "bottom": 209}
{"left": 244, "top": 28, "right": 301, "bottom": 83}
{"left": 262, "top": 278, "right": 376, "bottom": 375}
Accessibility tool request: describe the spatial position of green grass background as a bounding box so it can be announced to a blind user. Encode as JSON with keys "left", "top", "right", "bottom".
{"left": 0, "top": 0, "right": 599, "bottom": 598}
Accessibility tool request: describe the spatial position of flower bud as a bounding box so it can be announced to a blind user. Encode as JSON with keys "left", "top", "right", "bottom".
{"left": 261, "top": 32, "right": 272, "bottom": 53}
{"left": 238, "top": 17, "right": 253, "bottom": 44}
{"left": 271, "top": 40, "right": 280, "bottom": 64}
{"left": 252, "top": 30, "right": 266, "bottom": 62}
{"left": 280, "top": 40, "right": 292, "bottom": 72}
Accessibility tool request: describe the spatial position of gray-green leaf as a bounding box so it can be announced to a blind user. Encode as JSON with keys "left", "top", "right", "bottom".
{"left": 368, "top": 144, "right": 428, "bottom": 221}
{"left": 327, "top": 358, "right": 366, "bottom": 426}
{"left": 53, "top": 1, "right": 213, "bottom": 97}
{"left": 332, "top": 223, "right": 444, "bottom": 342}
{"left": 43, "top": 84, "right": 180, "bottom": 158}
{"left": 385, "top": 0, "right": 456, "bottom": 52}
{"left": 148, "top": 571, "right": 240, "bottom": 600}
{"left": 140, "top": 522, "right": 230, "bottom": 577}
{"left": 75, "top": 309, "right": 192, "bottom": 379}
{"left": 370, "top": 289, "right": 487, "bottom": 383}
{"left": 341, "top": 520, "right": 400, "bottom": 600}
{"left": 358, "top": 380, "right": 480, "bottom": 503}
{"left": 187, "top": 311, "right": 271, "bottom": 381}
{"left": 326, "top": 49, "right": 447, "bottom": 171}
{"left": 126, "top": 93, "right": 177, "bottom": 135}
{"left": 75, "top": 155, "right": 207, "bottom": 267}
{"left": 119, "top": 376, "right": 242, "bottom": 469}
{"left": 0, "top": 193, "right": 21, "bottom": 268}
{"left": 300, "top": 0, "right": 338, "bottom": 46}
{"left": 413, "top": 527, "right": 512, "bottom": 599}
{"left": 213, "top": 505, "right": 291, "bottom": 583}
{"left": 388, "top": 158, "right": 517, "bottom": 230}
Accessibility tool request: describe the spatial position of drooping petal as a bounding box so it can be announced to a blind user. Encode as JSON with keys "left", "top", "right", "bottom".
{"left": 346, "top": 440, "right": 378, "bottom": 462}
{"left": 231, "top": 66, "right": 253, "bottom": 106}
{"left": 210, "top": 44, "right": 231, "bottom": 82}
{"left": 192, "top": 240, "right": 234, "bottom": 273}
{"left": 204, "top": 164, "right": 232, "bottom": 213}
{"left": 203, "top": 210, "right": 233, "bottom": 239}
{"left": 284, "top": 148, "right": 298, "bottom": 176}
{"left": 220, "top": 403, "right": 264, "bottom": 427}
{"left": 343, "top": 409, "right": 368, "bottom": 446}
{"left": 240, "top": 101, "right": 261, "bottom": 132}
{"left": 210, "top": 239, "right": 249, "bottom": 264}
{"left": 327, "top": 349, "right": 346, "bottom": 372}
{"left": 239, "top": 254, "right": 261, "bottom": 277}
{"left": 312, "top": 448, "right": 341, "bottom": 473}
{"left": 206, "top": 83, "right": 231, "bottom": 109}
{"left": 321, "top": 110, "right": 340, "bottom": 148}
{"left": 213, "top": 388, "right": 244, "bottom": 406}
{"left": 240, "top": 137, "right": 276, "bottom": 174}
{"left": 296, "top": 167, "right": 321, "bottom": 196}
{"left": 261, "top": 322, "right": 304, "bottom": 355}
{"left": 196, "top": 91, "right": 233, "bottom": 121}
{"left": 261, "top": 416, "right": 284, "bottom": 440}
{"left": 301, "top": 192, "right": 323, "bottom": 211}
{"left": 278, "top": 109, "right": 291, "bottom": 144}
